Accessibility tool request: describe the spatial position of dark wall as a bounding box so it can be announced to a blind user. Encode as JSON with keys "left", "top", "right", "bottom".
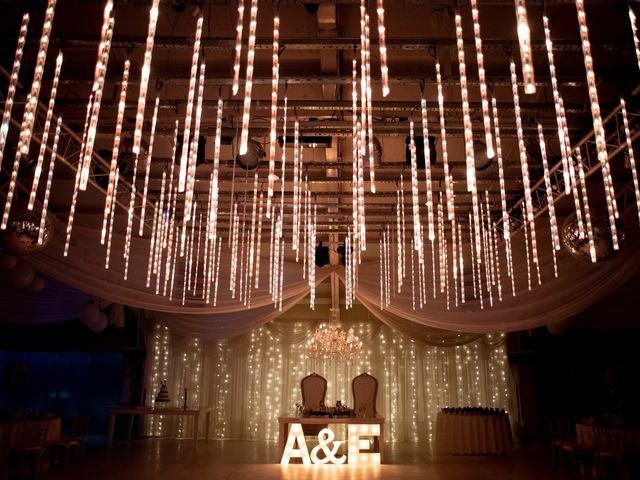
{"left": 0, "top": 314, "right": 146, "bottom": 436}
{"left": 509, "top": 326, "right": 640, "bottom": 442}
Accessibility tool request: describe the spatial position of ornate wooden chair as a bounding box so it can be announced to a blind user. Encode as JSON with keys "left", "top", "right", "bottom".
{"left": 593, "top": 425, "right": 622, "bottom": 478}
{"left": 300, "top": 373, "right": 327, "bottom": 437}
{"left": 352, "top": 372, "right": 378, "bottom": 418}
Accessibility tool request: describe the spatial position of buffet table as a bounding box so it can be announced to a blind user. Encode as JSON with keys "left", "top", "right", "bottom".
{"left": 107, "top": 406, "right": 211, "bottom": 450}
{"left": 435, "top": 411, "right": 512, "bottom": 455}
{"left": 278, "top": 416, "right": 385, "bottom": 463}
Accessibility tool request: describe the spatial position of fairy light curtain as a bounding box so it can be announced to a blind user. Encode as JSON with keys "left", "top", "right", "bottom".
{"left": 143, "top": 320, "right": 514, "bottom": 445}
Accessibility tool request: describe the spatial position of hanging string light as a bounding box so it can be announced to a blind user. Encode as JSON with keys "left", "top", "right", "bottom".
{"left": 470, "top": 0, "right": 494, "bottom": 158}
{"left": 239, "top": 0, "right": 259, "bottom": 156}
{"left": 105, "top": 171, "right": 120, "bottom": 270}
{"left": 2, "top": 1, "right": 56, "bottom": 230}
{"left": 255, "top": 192, "right": 264, "bottom": 289}
{"left": 510, "top": 61, "right": 540, "bottom": 277}
{"left": 0, "top": 13, "right": 29, "bottom": 171}
{"left": 101, "top": 60, "right": 130, "bottom": 244}
{"left": 543, "top": 14, "right": 571, "bottom": 194}
{"left": 538, "top": 125, "right": 560, "bottom": 253}
{"left": 376, "top": 0, "right": 389, "bottom": 97}
{"left": 210, "top": 98, "right": 224, "bottom": 242}
{"left": 575, "top": 148, "right": 597, "bottom": 263}
{"left": 292, "top": 120, "right": 300, "bottom": 253}
{"left": 365, "top": 11, "right": 376, "bottom": 194}
{"left": 29, "top": 50, "right": 63, "bottom": 210}
{"left": 409, "top": 121, "right": 423, "bottom": 265}
{"left": 420, "top": 97, "right": 435, "bottom": 241}
{"left": 17, "top": 0, "right": 57, "bottom": 158}
{"left": 64, "top": 94, "right": 93, "bottom": 256}
{"left": 132, "top": 0, "right": 160, "bottom": 156}
{"left": 179, "top": 16, "right": 203, "bottom": 192}
{"left": 267, "top": 13, "right": 280, "bottom": 217}
{"left": 455, "top": 12, "right": 483, "bottom": 274}
{"left": 139, "top": 95, "right": 160, "bottom": 235}
{"left": 514, "top": 0, "right": 536, "bottom": 94}
{"left": 436, "top": 60, "right": 455, "bottom": 221}
{"left": 491, "top": 98, "right": 509, "bottom": 239}
{"left": 621, "top": 97, "right": 640, "bottom": 225}
{"left": 231, "top": 0, "right": 245, "bottom": 96}
{"left": 185, "top": 60, "right": 206, "bottom": 223}
{"left": 522, "top": 210, "right": 532, "bottom": 291}
{"left": 575, "top": 0, "right": 618, "bottom": 249}
{"left": 629, "top": 6, "right": 640, "bottom": 73}
{"left": 37, "top": 116, "right": 62, "bottom": 245}
{"left": 80, "top": 2, "right": 114, "bottom": 190}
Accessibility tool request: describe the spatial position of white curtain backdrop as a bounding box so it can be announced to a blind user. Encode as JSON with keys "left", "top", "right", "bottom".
{"left": 142, "top": 319, "right": 515, "bottom": 445}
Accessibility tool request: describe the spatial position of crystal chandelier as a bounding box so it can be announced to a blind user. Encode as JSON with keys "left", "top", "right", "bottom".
{"left": 308, "top": 307, "right": 362, "bottom": 362}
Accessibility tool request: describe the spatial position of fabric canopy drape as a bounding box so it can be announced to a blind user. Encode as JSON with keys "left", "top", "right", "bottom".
{"left": 21, "top": 209, "right": 640, "bottom": 339}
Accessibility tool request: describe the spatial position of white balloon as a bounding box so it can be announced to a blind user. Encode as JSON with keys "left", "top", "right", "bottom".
{"left": 8, "top": 261, "right": 35, "bottom": 289}
{"left": 88, "top": 312, "right": 109, "bottom": 332}
{"left": 80, "top": 303, "right": 101, "bottom": 327}
{"left": 0, "top": 251, "right": 18, "bottom": 271}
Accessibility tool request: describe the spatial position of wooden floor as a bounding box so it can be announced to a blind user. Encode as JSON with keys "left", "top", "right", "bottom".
{"left": 45, "top": 438, "right": 577, "bottom": 480}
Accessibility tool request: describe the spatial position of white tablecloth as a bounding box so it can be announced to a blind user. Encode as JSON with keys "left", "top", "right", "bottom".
{"left": 435, "top": 412, "right": 512, "bottom": 455}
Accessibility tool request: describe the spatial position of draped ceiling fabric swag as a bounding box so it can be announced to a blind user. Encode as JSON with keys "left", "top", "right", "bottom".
{"left": 143, "top": 321, "right": 514, "bottom": 445}
{"left": 25, "top": 208, "right": 640, "bottom": 337}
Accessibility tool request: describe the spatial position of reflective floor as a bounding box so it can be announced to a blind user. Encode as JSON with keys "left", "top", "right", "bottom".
{"left": 47, "top": 438, "right": 573, "bottom": 480}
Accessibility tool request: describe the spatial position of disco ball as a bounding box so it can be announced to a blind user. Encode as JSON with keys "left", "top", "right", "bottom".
{"left": 561, "top": 212, "right": 624, "bottom": 262}
{"left": 0, "top": 208, "right": 53, "bottom": 255}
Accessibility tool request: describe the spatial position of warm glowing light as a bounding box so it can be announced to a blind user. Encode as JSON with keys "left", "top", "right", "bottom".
{"left": 267, "top": 13, "right": 280, "bottom": 217}
{"left": 0, "top": 13, "right": 29, "bottom": 174}
{"left": 514, "top": 0, "right": 536, "bottom": 94}
{"left": 132, "top": 0, "right": 160, "bottom": 156}
{"left": 231, "top": 0, "right": 245, "bottom": 96}
{"left": 29, "top": 50, "right": 63, "bottom": 210}
{"left": 376, "top": 0, "right": 389, "bottom": 97}
{"left": 621, "top": 97, "right": 640, "bottom": 226}
{"left": 470, "top": 0, "right": 494, "bottom": 158}
{"left": 239, "top": 0, "right": 259, "bottom": 156}
{"left": 420, "top": 98, "right": 434, "bottom": 241}
{"left": 37, "top": 116, "right": 61, "bottom": 245}
{"left": 575, "top": 0, "right": 618, "bottom": 249}
{"left": 139, "top": 95, "right": 160, "bottom": 235}
{"left": 537, "top": 125, "right": 560, "bottom": 253}
{"left": 80, "top": 1, "right": 114, "bottom": 190}
{"left": 101, "top": 60, "right": 130, "bottom": 244}
{"left": 436, "top": 60, "right": 455, "bottom": 221}
{"left": 630, "top": 7, "right": 640, "bottom": 73}
{"left": 179, "top": 16, "right": 203, "bottom": 192}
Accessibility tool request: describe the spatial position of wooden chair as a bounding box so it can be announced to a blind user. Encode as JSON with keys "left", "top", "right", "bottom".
{"left": 548, "top": 416, "right": 563, "bottom": 469}
{"left": 593, "top": 425, "right": 622, "bottom": 478}
{"left": 10, "top": 419, "right": 50, "bottom": 480}
{"left": 46, "top": 413, "right": 89, "bottom": 471}
{"left": 300, "top": 373, "right": 327, "bottom": 437}
{"left": 556, "top": 418, "right": 594, "bottom": 477}
{"left": 352, "top": 372, "right": 378, "bottom": 418}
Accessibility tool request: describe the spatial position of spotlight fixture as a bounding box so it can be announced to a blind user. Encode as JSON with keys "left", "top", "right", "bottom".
{"left": 235, "top": 139, "right": 265, "bottom": 170}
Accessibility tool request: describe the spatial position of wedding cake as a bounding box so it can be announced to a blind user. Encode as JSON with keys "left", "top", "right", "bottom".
{"left": 155, "top": 381, "right": 170, "bottom": 405}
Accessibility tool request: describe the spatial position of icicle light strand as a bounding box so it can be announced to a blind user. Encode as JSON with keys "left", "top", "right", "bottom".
{"left": 132, "top": 0, "right": 160, "bottom": 156}
{"left": 514, "top": 0, "right": 536, "bottom": 94}
{"left": 470, "top": 0, "right": 494, "bottom": 158}
{"left": 238, "top": 0, "right": 259, "bottom": 156}
{"left": 376, "top": 0, "right": 389, "bottom": 97}
{"left": 267, "top": 13, "right": 280, "bottom": 217}
{"left": 29, "top": 50, "right": 63, "bottom": 210}
{"left": 231, "top": 0, "right": 245, "bottom": 96}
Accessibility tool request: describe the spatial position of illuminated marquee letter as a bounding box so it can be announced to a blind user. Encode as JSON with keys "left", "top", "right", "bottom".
{"left": 280, "top": 423, "right": 311, "bottom": 465}
{"left": 348, "top": 424, "right": 381, "bottom": 465}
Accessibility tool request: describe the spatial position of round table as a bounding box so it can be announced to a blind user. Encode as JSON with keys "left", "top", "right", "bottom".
{"left": 435, "top": 411, "right": 512, "bottom": 455}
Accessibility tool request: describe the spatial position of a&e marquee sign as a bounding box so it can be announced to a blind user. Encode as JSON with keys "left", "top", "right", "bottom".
{"left": 280, "top": 423, "right": 381, "bottom": 465}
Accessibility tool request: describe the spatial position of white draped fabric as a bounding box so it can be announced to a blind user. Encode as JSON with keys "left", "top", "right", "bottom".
{"left": 24, "top": 210, "right": 640, "bottom": 337}
{"left": 143, "top": 320, "right": 515, "bottom": 445}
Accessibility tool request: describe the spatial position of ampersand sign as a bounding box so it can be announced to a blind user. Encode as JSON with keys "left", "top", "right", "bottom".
{"left": 310, "top": 428, "right": 346, "bottom": 464}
